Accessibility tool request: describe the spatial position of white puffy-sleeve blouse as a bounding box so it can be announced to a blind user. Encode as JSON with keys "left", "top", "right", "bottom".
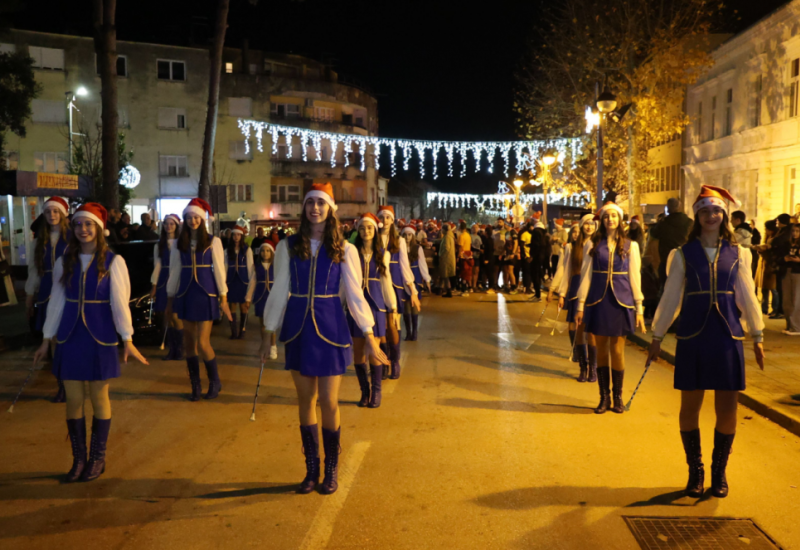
{"left": 576, "top": 238, "right": 643, "bottom": 315}
{"left": 263, "top": 238, "right": 377, "bottom": 335}
{"left": 652, "top": 245, "right": 764, "bottom": 343}
{"left": 43, "top": 253, "right": 134, "bottom": 341}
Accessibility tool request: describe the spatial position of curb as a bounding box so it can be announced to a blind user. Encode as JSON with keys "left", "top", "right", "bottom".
{"left": 626, "top": 333, "right": 800, "bottom": 438}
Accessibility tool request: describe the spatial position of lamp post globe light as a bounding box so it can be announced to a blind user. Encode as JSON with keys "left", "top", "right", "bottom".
{"left": 511, "top": 179, "right": 526, "bottom": 225}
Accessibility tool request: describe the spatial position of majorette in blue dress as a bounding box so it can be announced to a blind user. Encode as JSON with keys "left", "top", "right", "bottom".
{"left": 347, "top": 253, "right": 388, "bottom": 339}
{"left": 581, "top": 239, "right": 641, "bottom": 337}
{"left": 171, "top": 238, "right": 224, "bottom": 322}
{"left": 225, "top": 247, "right": 251, "bottom": 304}
{"left": 277, "top": 235, "right": 354, "bottom": 376}
{"left": 411, "top": 259, "right": 425, "bottom": 293}
{"left": 151, "top": 240, "right": 174, "bottom": 312}
{"left": 49, "top": 251, "right": 128, "bottom": 381}
{"left": 253, "top": 261, "right": 273, "bottom": 318}
{"left": 389, "top": 250, "right": 410, "bottom": 314}
{"left": 35, "top": 232, "right": 69, "bottom": 331}
{"left": 673, "top": 239, "right": 748, "bottom": 391}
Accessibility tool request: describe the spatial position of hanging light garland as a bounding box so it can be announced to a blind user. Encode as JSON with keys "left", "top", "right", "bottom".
{"left": 238, "top": 120, "right": 584, "bottom": 180}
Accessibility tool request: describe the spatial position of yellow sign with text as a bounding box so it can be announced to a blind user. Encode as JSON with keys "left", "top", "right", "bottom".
{"left": 36, "top": 173, "right": 79, "bottom": 190}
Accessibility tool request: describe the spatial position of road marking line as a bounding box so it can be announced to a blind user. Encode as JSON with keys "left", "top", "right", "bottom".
{"left": 299, "top": 440, "right": 371, "bottom": 550}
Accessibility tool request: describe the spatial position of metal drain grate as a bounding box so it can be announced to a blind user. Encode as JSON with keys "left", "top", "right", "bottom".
{"left": 623, "top": 516, "right": 783, "bottom": 550}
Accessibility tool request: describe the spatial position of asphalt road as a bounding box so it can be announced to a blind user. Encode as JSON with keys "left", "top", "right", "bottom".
{"left": 1, "top": 293, "right": 799, "bottom": 549}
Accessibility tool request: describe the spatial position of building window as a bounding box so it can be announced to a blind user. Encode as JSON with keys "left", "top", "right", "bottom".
{"left": 270, "top": 184, "right": 301, "bottom": 203}
{"left": 724, "top": 89, "right": 733, "bottom": 137}
{"left": 228, "top": 97, "right": 253, "bottom": 117}
{"left": 275, "top": 143, "right": 289, "bottom": 159}
{"left": 34, "top": 152, "right": 68, "bottom": 174}
{"left": 31, "top": 100, "right": 67, "bottom": 124}
{"left": 225, "top": 62, "right": 233, "bottom": 74}
{"left": 157, "top": 59, "right": 186, "bottom": 81}
{"left": 314, "top": 106, "right": 335, "bottom": 122}
{"left": 2, "top": 151, "right": 19, "bottom": 170}
{"left": 159, "top": 155, "right": 188, "bottom": 177}
{"left": 271, "top": 102, "right": 301, "bottom": 118}
{"left": 696, "top": 102, "right": 703, "bottom": 145}
{"left": 1, "top": 43, "right": 15, "bottom": 54}
{"left": 752, "top": 74, "right": 762, "bottom": 128}
{"left": 229, "top": 141, "right": 252, "bottom": 160}
{"left": 228, "top": 184, "right": 253, "bottom": 202}
{"left": 710, "top": 96, "right": 717, "bottom": 140}
{"left": 96, "top": 55, "right": 128, "bottom": 77}
{"left": 158, "top": 108, "right": 187, "bottom": 129}
{"left": 29, "top": 46, "right": 64, "bottom": 70}
{"left": 249, "top": 63, "right": 258, "bottom": 75}
{"left": 791, "top": 59, "right": 800, "bottom": 118}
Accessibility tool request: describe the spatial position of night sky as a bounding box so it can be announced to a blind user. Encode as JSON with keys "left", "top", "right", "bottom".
{"left": 5, "top": 0, "right": 793, "bottom": 191}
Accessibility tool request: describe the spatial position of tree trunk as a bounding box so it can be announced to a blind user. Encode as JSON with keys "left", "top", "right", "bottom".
{"left": 198, "top": 0, "right": 231, "bottom": 202}
{"left": 93, "top": 0, "right": 119, "bottom": 210}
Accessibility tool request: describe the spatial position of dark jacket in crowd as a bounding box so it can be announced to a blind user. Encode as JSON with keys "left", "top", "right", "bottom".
{"left": 650, "top": 211, "right": 692, "bottom": 283}
{"left": 251, "top": 236, "right": 267, "bottom": 251}
{"left": 530, "top": 227, "right": 548, "bottom": 262}
{"left": 771, "top": 225, "right": 792, "bottom": 279}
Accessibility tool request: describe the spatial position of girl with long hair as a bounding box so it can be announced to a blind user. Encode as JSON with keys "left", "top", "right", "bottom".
{"left": 575, "top": 201, "right": 645, "bottom": 414}
{"left": 549, "top": 214, "right": 598, "bottom": 382}
{"left": 26, "top": 196, "right": 71, "bottom": 402}
{"left": 149, "top": 214, "right": 183, "bottom": 360}
{"left": 166, "top": 199, "right": 232, "bottom": 401}
{"left": 781, "top": 224, "right": 800, "bottom": 334}
{"left": 648, "top": 186, "right": 765, "bottom": 499}
{"left": 376, "top": 206, "right": 421, "bottom": 380}
{"left": 402, "top": 226, "right": 430, "bottom": 341}
{"left": 501, "top": 228, "right": 519, "bottom": 293}
{"left": 33, "top": 203, "right": 148, "bottom": 482}
{"left": 225, "top": 225, "right": 254, "bottom": 340}
{"left": 259, "top": 184, "right": 388, "bottom": 495}
{"left": 247, "top": 242, "right": 277, "bottom": 359}
{"left": 350, "top": 213, "right": 397, "bottom": 408}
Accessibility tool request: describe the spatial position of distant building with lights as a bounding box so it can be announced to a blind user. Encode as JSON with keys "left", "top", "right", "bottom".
{"left": 684, "top": 2, "right": 800, "bottom": 224}
{"left": 0, "top": 29, "right": 385, "bottom": 265}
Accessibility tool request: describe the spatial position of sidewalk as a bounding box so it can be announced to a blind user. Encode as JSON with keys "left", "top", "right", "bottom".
{"left": 628, "top": 317, "right": 800, "bottom": 437}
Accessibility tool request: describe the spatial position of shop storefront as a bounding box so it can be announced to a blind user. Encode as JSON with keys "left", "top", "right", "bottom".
{"left": 0, "top": 170, "right": 92, "bottom": 267}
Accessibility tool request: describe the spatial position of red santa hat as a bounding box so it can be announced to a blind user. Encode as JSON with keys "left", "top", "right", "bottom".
{"left": 398, "top": 218, "right": 407, "bottom": 227}
{"left": 73, "top": 202, "right": 110, "bottom": 237}
{"left": 598, "top": 199, "right": 624, "bottom": 220}
{"left": 164, "top": 213, "right": 181, "bottom": 226}
{"left": 258, "top": 242, "right": 275, "bottom": 253}
{"left": 44, "top": 196, "right": 69, "bottom": 217}
{"left": 630, "top": 215, "right": 641, "bottom": 226}
{"left": 580, "top": 213, "right": 597, "bottom": 227}
{"left": 231, "top": 224, "right": 247, "bottom": 236}
{"left": 555, "top": 218, "right": 564, "bottom": 227}
{"left": 692, "top": 185, "right": 739, "bottom": 214}
{"left": 377, "top": 205, "right": 395, "bottom": 221}
{"left": 304, "top": 182, "right": 337, "bottom": 212}
{"left": 401, "top": 226, "right": 416, "bottom": 236}
{"left": 183, "top": 198, "right": 213, "bottom": 220}
{"left": 356, "top": 212, "right": 383, "bottom": 230}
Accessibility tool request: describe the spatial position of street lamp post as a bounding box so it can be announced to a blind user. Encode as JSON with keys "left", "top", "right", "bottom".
{"left": 65, "top": 87, "right": 88, "bottom": 167}
{"left": 541, "top": 152, "right": 557, "bottom": 223}
{"left": 512, "top": 179, "right": 525, "bottom": 225}
{"left": 594, "top": 83, "right": 618, "bottom": 211}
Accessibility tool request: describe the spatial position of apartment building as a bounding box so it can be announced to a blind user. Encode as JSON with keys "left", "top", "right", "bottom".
{"left": 0, "top": 29, "right": 383, "bottom": 262}
{"left": 684, "top": 1, "right": 800, "bottom": 223}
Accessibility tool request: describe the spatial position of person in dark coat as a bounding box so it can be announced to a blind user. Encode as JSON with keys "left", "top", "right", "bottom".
{"left": 649, "top": 197, "right": 693, "bottom": 287}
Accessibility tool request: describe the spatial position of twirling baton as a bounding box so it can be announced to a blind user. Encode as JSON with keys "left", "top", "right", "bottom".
{"left": 534, "top": 301, "right": 550, "bottom": 327}
{"left": 550, "top": 306, "right": 562, "bottom": 336}
{"left": 159, "top": 325, "right": 169, "bottom": 350}
{"left": 241, "top": 313, "right": 249, "bottom": 333}
{"left": 8, "top": 357, "right": 40, "bottom": 413}
{"left": 624, "top": 358, "right": 653, "bottom": 411}
{"left": 250, "top": 362, "right": 266, "bottom": 421}
{"left": 148, "top": 299, "right": 154, "bottom": 325}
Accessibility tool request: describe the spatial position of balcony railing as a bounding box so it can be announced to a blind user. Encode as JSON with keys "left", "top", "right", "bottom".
{"left": 269, "top": 113, "right": 367, "bottom": 132}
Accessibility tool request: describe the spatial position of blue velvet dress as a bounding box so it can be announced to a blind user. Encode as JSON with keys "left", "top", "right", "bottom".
{"left": 583, "top": 240, "right": 636, "bottom": 337}
{"left": 347, "top": 253, "right": 387, "bottom": 339}
{"left": 253, "top": 262, "right": 273, "bottom": 318}
{"left": 389, "top": 250, "right": 410, "bottom": 314}
{"left": 173, "top": 239, "right": 221, "bottom": 322}
{"left": 674, "top": 239, "right": 745, "bottom": 391}
{"left": 279, "top": 236, "right": 353, "bottom": 377}
{"left": 226, "top": 248, "right": 249, "bottom": 304}
{"left": 35, "top": 233, "right": 69, "bottom": 331}
{"left": 153, "top": 242, "right": 171, "bottom": 312}
{"left": 53, "top": 251, "right": 121, "bottom": 381}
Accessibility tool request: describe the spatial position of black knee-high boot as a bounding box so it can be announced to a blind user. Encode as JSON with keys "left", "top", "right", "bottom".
{"left": 319, "top": 427, "right": 341, "bottom": 495}
{"left": 403, "top": 313, "right": 412, "bottom": 341}
{"left": 411, "top": 314, "right": 419, "bottom": 341}
{"left": 577, "top": 345, "right": 588, "bottom": 382}
{"left": 368, "top": 364, "right": 382, "bottom": 408}
{"left": 186, "top": 356, "right": 202, "bottom": 401}
{"left": 587, "top": 345, "right": 598, "bottom": 382}
{"left": 594, "top": 366, "right": 611, "bottom": 414}
{"left": 298, "top": 424, "right": 320, "bottom": 494}
{"left": 680, "top": 429, "right": 705, "bottom": 498}
{"left": 80, "top": 417, "right": 111, "bottom": 482}
{"left": 64, "top": 417, "right": 87, "bottom": 483}
{"left": 204, "top": 358, "right": 221, "bottom": 399}
{"left": 611, "top": 369, "right": 625, "bottom": 413}
{"left": 711, "top": 430, "right": 735, "bottom": 498}
{"left": 354, "top": 363, "right": 370, "bottom": 407}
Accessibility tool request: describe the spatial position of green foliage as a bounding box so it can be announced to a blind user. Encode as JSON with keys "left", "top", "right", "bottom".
{"left": 0, "top": 51, "right": 40, "bottom": 168}
{"left": 70, "top": 128, "right": 134, "bottom": 210}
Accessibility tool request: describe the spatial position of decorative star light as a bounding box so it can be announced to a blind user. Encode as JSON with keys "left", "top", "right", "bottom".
{"left": 119, "top": 165, "right": 140, "bottom": 189}
{"left": 237, "top": 120, "right": 584, "bottom": 180}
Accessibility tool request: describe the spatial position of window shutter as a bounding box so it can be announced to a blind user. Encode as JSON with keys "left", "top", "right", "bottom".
{"left": 0, "top": 43, "right": 14, "bottom": 54}
{"left": 228, "top": 97, "right": 253, "bottom": 117}
{"left": 41, "top": 47, "right": 64, "bottom": 70}
{"left": 28, "top": 46, "right": 42, "bottom": 67}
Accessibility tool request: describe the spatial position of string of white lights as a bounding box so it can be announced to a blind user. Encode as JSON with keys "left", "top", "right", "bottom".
{"left": 237, "top": 120, "right": 584, "bottom": 179}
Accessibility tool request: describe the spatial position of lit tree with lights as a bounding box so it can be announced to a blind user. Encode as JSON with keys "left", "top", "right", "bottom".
{"left": 515, "top": 0, "right": 720, "bottom": 212}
